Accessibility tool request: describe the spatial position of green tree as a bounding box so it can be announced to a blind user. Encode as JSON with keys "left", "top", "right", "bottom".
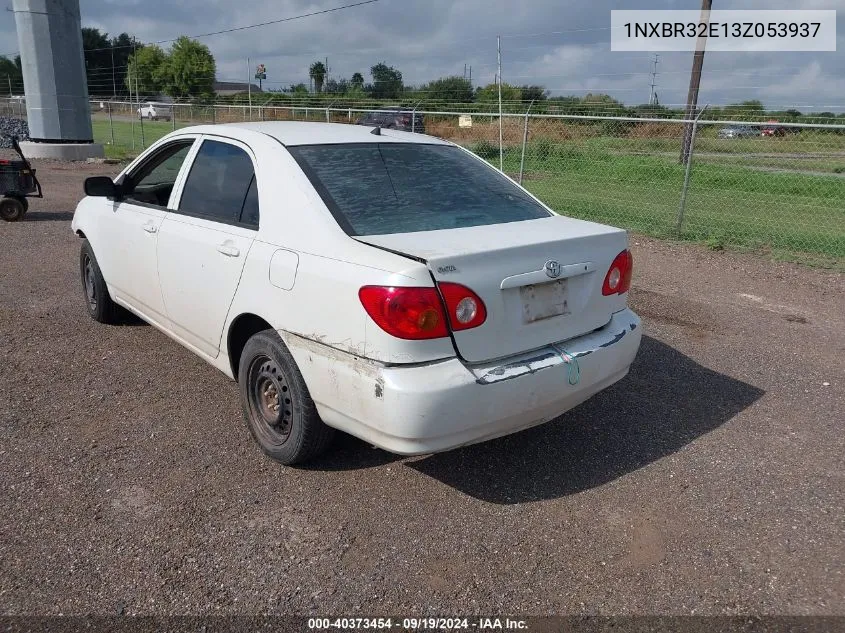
{"left": 350, "top": 72, "right": 364, "bottom": 90}
{"left": 158, "top": 36, "right": 216, "bottom": 99}
{"left": 126, "top": 45, "right": 167, "bottom": 96}
{"left": 309, "top": 61, "right": 326, "bottom": 93}
{"left": 519, "top": 85, "right": 547, "bottom": 102}
{"left": 0, "top": 55, "right": 22, "bottom": 95}
{"left": 420, "top": 76, "right": 473, "bottom": 103}
{"left": 110, "top": 33, "right": 138, "bottom": 97}
{"left": 369, "top": 62, "right": 403, "bottom": 99}
{"left": 82, "top": 27, "right": 112, "bottom": 96}
{"left": 723, "top": 100, "right": 765, "bottom": 119}
{"left": 475, "top": 82, "right": 522, "bottom": 104}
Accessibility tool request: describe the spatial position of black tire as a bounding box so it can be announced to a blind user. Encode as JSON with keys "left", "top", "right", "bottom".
{"left": 238, "top": 330, "right": 334, "bottom": 465}
{"left": 0, "top": 197, "right": 26, "bottom": 222}
{"left": 79, "top": 240, "right": 121, "bottom": 324}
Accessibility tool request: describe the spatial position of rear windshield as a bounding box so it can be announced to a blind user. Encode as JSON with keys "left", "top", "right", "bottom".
{"left": 288, "top": 143, "right": 550, "bottom": 235}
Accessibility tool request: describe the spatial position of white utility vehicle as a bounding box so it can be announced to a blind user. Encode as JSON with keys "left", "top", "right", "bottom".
{"left": 72, "top": 122, "right": 641, "bottom": 464}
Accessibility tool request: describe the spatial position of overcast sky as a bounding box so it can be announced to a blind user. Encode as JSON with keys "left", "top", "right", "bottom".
{"left": 2, "top": 0, "right": 843, "bottom": 111}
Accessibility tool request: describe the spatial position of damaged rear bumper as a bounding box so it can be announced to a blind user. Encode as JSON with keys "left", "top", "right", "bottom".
{"left": 284, "top": 308, "right": 642, "bottom": 456}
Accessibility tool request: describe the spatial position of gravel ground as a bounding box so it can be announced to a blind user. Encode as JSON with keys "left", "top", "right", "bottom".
{"left": 0, "top": 118, "right": 29, "bottom": 148}
{"left": 0, "top": 161, "right": 843, "bottom": 617}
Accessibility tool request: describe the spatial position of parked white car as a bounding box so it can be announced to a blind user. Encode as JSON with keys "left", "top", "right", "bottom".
{"left": 137, "top": 101, "right": 172, "bottom": 121}
{"left": 72, "top": 122, "right": 642, "bottom": 464}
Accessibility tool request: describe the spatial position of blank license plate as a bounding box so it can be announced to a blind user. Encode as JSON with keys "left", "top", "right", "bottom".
{"left": 520, "top": 280, "right": 570, "bottom": 323}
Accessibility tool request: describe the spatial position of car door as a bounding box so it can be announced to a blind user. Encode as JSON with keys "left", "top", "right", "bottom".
{"left": 106, "top": 138, "right": 196, "bottom": 326}
{"left": 156, "top": 136, "right": 259, "bottom": 358}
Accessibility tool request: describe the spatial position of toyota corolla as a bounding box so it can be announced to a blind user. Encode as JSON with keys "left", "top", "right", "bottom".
{"left": 72, "top": 121, "right": 641, "bottom": 465}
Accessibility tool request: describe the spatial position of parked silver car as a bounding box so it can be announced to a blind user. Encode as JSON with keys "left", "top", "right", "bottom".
{"left": 717, "top": 125, "right": 758, "bottom": 139}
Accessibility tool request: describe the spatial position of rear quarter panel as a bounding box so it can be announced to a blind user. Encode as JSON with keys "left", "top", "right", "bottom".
{"left": 222, "top": 137, "right": 456, "bottom": 367}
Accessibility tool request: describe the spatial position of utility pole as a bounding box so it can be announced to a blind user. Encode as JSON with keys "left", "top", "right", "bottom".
{"left": 680, "top": 0, "right": 712, "bottom": 164}
{"left": 497, "top": 35, "right": 503, "bottom": 172}
{"left": 135, "top": 42, "right": 144, "bottom": 150}
{"left": 110, "top": 44, "right": 116, "bottom": 98}
{"left": 247, "top": 57, "right": 252, "bottom": 119}
{"left": 130, "top": 38, "right": 135, "bottom": 150}
{"left": 648, "top": 54, "right": 659, "bottom": 106}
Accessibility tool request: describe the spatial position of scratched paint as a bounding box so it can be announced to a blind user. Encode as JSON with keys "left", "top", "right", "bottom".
{"left": 472, "top": 321, "right": 636, "bottom": 385}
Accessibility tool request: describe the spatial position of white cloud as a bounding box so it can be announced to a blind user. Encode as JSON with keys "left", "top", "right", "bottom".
{"left": 0, "top": 0, "right": 840, "bottom": 111}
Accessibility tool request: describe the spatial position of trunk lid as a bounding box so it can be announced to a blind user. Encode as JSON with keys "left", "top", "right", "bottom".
{"left": 356, "top": 215, "right": 629, "bottom": 363}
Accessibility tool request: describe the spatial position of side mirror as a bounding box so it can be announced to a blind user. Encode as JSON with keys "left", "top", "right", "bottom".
{"left": 84, "top": 176, "right": 118, "bottom": 198}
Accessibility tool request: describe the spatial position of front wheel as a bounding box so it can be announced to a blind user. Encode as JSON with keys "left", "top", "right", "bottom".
{"left": 79, "top": 240, "right": 121, "bottom": 324}
{"left": 238, "top": 330, "right": 334, "bottom": 465}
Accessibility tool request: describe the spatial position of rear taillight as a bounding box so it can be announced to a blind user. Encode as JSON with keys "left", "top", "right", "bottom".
{"left": 398, "top": 115, "right": 411, "bottom": 125}
{"left": 358, "top": 286, "right": 448, "bottom": 340}
{"left": 359, "top": 283, "right": 487, "bottom": 339}
{"left": 437, "top": 282, "right": 487, "bottom": 331}
{"left": 602, "top": 250, "right": 633, "bottom": 296}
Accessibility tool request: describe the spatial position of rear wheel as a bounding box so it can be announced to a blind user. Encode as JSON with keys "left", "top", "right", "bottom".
{"left": 238, "top": 330, "right": 334, "bottom": 465}
{"left": 80, "top": 240, "right": 121, "bottom": 324}
{"left": 0, "top": 197, "right": 26, "bottom": 222}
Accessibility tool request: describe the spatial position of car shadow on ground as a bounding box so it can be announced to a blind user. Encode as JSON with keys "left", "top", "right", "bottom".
{"left": 23, "top": 210, "right": 74, "bottom": 222}
{"left": 309, "top": 335, "right": 765, "bottom": 504}
{"left": 409, "top": 335, "right": 765, "bottom": 503}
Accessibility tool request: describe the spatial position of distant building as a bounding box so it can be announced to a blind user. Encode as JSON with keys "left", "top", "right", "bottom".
{"left": 214, "top": 81, "right": 263, "bottom": 96}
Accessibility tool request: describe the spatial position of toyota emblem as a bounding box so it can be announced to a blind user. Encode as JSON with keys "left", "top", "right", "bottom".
{"left": 544, "top": 260, "right": 561, "bottom": 278}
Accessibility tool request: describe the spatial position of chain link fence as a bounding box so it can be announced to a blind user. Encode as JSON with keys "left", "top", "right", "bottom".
{"left": 83, "top": 100, "right": 845, "bottom": 263}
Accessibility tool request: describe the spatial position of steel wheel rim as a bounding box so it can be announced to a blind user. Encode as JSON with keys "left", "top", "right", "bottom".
{"left": 83, "top": 255, "right": 97, "bottom": 311}
{"left": 247, "top": 354, "right": 294, "bottom": 445}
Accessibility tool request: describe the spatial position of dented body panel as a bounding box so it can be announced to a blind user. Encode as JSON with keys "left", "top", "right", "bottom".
{"left": 282, "top": 308, "right": 641, "bottom": 455}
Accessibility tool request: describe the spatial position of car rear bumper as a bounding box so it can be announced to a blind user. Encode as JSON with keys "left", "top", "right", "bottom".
{"left": 283, "top": 308, "right": 642, "bottom": 455}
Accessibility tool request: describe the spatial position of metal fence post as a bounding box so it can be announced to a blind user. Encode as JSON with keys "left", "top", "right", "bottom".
{"left": 107, "top": 101, "right": 115, "bottom": 147}
{"left": 518, "top": 100, "right": 535, "bottom": 184}
{"left": 411, "top": 100, "right": 422, "bottom": 133}
{"left": 172, "top": 105, "right": 176, "bottom": 131}
{"left": 138, "top": 107, "right": 145, "bottom": 150}
{"left": 676, "top": 104, "right": 709, "bottom": 236}
{"left": 348, "top": 108, "right": 352, "bottom": 122}
{"left": 211, "top": 105, "right": 215, "bottom": 125}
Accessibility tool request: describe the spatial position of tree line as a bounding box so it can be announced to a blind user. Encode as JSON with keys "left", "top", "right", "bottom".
{"left": 1, "top": 27, "right": 843, "bottom": 123}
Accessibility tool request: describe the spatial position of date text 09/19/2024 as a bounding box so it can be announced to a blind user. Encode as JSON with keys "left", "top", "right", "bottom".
{"left": 307, "top": 617, "right": 529, "bottom": 630}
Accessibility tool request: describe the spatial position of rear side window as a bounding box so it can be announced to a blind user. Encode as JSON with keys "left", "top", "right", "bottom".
{"left": 288, "top": 143, "right": 550, "bottom": 236}
{"left": 179, "top": 139, "right": 257, "bottom": 226}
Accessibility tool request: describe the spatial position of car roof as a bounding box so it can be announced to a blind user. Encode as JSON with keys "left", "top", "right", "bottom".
{"left": 178, "top": 121, "right": 448, "bottom": 147}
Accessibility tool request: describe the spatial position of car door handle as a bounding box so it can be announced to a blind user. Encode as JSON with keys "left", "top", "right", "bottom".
{"left": 142, "top": 222, "right": 157, "bottom": 234}
{"left": 216, "top": 243, "right": 240, "bottom": 257}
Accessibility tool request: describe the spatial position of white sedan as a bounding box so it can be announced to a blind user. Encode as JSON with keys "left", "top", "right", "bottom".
{"left": 137, "top": 102, "right": 172, "bottom": 121}
{"left": 72, "top": 122, "right": 641, "bottom": 465}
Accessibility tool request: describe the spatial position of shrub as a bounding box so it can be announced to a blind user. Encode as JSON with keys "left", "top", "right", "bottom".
{"left": 532, "top": 137, "right": 555, "bottom": 160}
{"left": 471, "top": 139, "right": 498, "bottom": 159}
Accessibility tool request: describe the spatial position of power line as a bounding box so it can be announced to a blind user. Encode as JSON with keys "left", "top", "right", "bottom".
{"left": 79, "top": 0, "right": 380, "bottom": 53}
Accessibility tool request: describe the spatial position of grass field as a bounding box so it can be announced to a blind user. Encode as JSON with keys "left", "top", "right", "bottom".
{"left": 91, "top": 117, "right": 845, "bottom": 265}
{"left": 482, "top": 140, "right": 845, "bottom": 262}
{"left": 92, "top": 118, "right": 188, "bottom": 159}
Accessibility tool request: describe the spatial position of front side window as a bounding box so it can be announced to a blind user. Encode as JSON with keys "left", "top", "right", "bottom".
{"left": 123, "top": 140, "right": 193, "bottom": 207}
{"left": 288, "top": 143, "right": 550, "bottom": 236}
{"left": 178, "top": 139, "right": 257, "bottom": 226}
